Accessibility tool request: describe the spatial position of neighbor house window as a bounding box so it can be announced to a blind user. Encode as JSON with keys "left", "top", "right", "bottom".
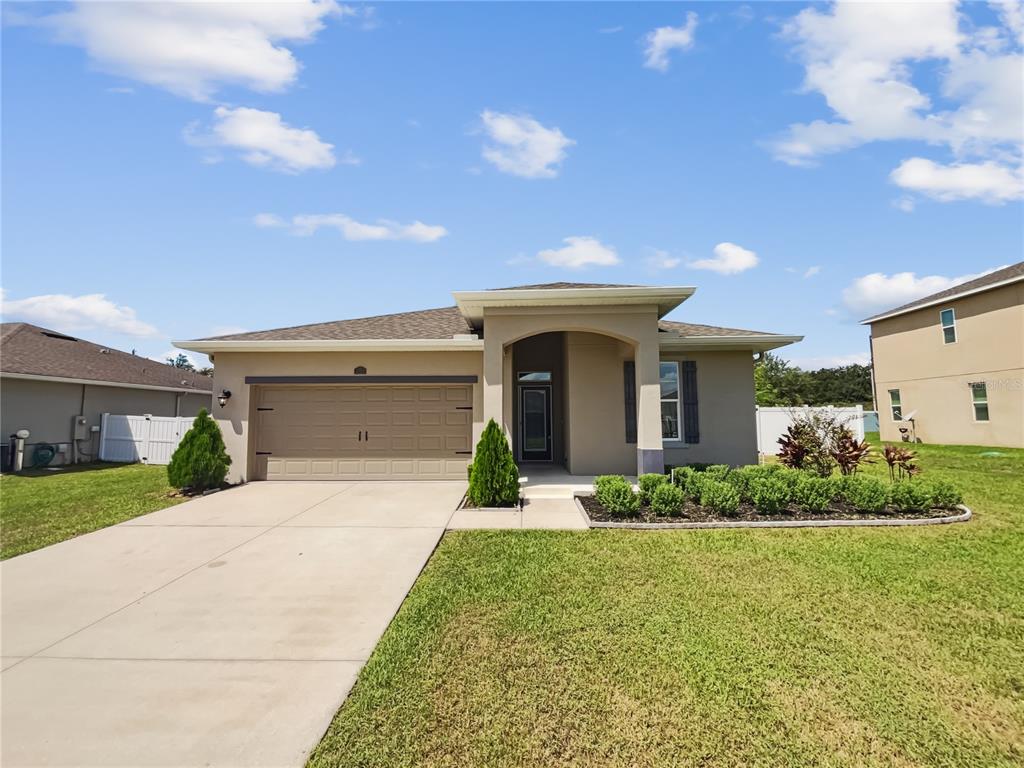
{"left": 888, "top": 389, "right": 902, "bottom": 421}
{"left": 660, "top": 362, "right": 681, "bottom": 440}
{"left": 970, "top": 382, "right": 989, "bottom": 421}
{"left": 940, "top": 308, "right": 957, "bottom": 344}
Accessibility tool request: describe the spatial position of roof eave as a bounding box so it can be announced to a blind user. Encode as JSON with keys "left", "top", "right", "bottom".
{"left": 452, "top": 286, "right": 696, "bottom": 325}
{"left": 861, "top": 274, "right": 1024, "bottom": 325}
{"left": 659, "top": 334, "right": 804, "bottom": 352}
{"left": 173, "top": 338, "right": 485, "bottom": 354}
{"left": 0, "top": 371, "right": 212, "bottom": 394}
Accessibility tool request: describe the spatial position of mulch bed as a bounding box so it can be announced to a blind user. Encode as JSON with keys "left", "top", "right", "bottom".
{"left": 577, "top": 494, "right": 959, "bottom": 524}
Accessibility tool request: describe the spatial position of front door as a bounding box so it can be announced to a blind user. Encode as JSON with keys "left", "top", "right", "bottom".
{"left": 519, "top": 385, "right": 552, "bottom": 461}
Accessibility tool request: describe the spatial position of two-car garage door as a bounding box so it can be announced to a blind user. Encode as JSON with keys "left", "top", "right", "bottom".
{"left": 253, "top": 385, "right": 473, "bottom": 480}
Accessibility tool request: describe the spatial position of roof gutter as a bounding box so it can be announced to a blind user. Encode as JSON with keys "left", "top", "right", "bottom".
{"left": 1, "top": 371, "right": 212, "bottom": 395}
{"left": 861, "top": 274, "right": 1024, "bottom": 324}
{"left": 173, "top": 338, "right": 486, "bottom": 354}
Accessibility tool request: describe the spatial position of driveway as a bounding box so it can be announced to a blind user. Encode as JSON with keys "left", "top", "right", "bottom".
{"left": 1, "top": 481, "right": 466, "bottom": 768}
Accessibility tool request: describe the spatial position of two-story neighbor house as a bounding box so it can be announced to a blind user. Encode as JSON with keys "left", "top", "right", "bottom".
{"left": 176, "top": 283, "right": 802, "bottom": 483}
{"left": 864, "top": 262, "right": 1024, "bottom": 448}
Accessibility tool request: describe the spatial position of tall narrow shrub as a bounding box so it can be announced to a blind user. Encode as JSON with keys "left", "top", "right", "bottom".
{"left": 167, "top": 409, "right": 231, "bottom": 492}
{"left": 467, "top": 419, "right": 520, "bottom": 507}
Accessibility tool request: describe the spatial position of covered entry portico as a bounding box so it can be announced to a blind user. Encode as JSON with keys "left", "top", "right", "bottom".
{"left": 454, "top": 285, "right": 695, "bottom": 477}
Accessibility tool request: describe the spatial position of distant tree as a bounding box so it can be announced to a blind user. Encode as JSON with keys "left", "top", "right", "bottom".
{"left": 166, "top": 353, "right": 195, "bottom": 371}
{"left": 197, "top": 366, "right": 214, "bottom": 377}
{"left": 755, "top": 352, "right": 872, "bottom": 408}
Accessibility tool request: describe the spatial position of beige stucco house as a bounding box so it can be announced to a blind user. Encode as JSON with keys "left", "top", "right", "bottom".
{"left": 864, "top": 262, "right": 1024, "bottom": 448}
{"left": 1, "top": 323, "right": 212, "bottom": 465}
{"left": 175, "top": 283, "right": 801, "bottom": 483}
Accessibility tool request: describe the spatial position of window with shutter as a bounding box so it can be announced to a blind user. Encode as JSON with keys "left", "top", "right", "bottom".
{"left": 681, "top": 360, "right": 699, "bottom": 444}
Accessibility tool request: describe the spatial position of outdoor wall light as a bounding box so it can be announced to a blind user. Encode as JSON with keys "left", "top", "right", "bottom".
{"left": 217, "top": 389, "right": 232, "bottom": 408}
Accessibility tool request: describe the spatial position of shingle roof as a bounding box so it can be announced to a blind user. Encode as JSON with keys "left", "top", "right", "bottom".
{"left": 200, "top": 306, "right": 473, "bottom": 341}
{"left": 487, "top": 282, "right": 643, "bottom": 290}
{"left": 864, "top": 261, "right": 1024, "bottom": 322}
{"left": 658, "top": 320, "right": 781, "bottom": 338}
{"left": 0, "top": 323, "right": 212, "bottom": 391}
{"left": 196, "top": 305, "right": 783, "bottom": 343}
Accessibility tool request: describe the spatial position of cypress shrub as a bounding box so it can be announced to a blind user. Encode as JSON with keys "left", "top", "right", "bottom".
{"left": 167, "top": 409, "right": 231, "bottom": 492}
{"left": 467, "top": 419, "right": 520, "bottom": 507}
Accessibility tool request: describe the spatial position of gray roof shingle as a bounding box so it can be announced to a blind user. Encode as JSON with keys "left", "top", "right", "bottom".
{"left": 864, "top": 261, "right": 1024, "bottom": 322}
{"left": 1, "top": 323, "right": 212, "bottom": 391}
{"left": 658, "top": 320, "right": 781, "bottom": 338}
{"left": 200, "top": 306, "right": 474, "bottom": 341}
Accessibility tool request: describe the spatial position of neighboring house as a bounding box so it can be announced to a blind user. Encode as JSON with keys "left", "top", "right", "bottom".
{"left": 1, "top": 323, "right": 212, "bottom": 465}
{"left": 863, "top": 262, "right": 1024, "bottom": 448}
{"left": 176, "top": 283, "right": 801, "bottom": 483}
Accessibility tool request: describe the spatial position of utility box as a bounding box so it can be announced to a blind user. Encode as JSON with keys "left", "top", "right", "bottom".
{"left": 72, "top": 416, "right": 89, "bottom": 441}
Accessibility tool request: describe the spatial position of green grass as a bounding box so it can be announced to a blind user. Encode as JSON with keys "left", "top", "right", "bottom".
{"left": 0, "top": 462, "right": 184, "bottom": 559}
{"left": 310, "top": 438, "right": 1024, "bottom": 767}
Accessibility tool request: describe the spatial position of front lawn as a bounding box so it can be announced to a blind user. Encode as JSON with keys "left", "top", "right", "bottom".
{"left": 0, "top": 463, "right": 184, "bottom": 559}
{"left": 310, "top": 439, "right": 1024, "bottom": 767}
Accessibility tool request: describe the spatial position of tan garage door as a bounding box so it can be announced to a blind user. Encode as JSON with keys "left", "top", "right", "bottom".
{"left": 253, "top": 385, "right": 473, "bottom": 480}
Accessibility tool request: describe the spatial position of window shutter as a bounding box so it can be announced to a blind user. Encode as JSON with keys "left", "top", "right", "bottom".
{"left": 623, "top": 361, "right": 637, "bottom": 444}
{"left": 682, "top": 360, "right": 699, "bottom": 444}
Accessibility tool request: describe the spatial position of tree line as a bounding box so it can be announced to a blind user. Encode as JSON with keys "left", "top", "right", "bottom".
{"left": 755, "top": 352, "right": 873, "bottom": 408}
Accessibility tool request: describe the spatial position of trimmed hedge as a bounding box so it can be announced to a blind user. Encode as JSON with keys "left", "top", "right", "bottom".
{"left": 650, "top": 483, "right": 684, "bottom": 516}
{"left": 638, "top": 473, "right": 669, "bottom": 505}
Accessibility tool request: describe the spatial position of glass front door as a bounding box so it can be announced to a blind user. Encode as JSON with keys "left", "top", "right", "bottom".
{"left": 519, "top": 385, "right": 552, "bottom": 461}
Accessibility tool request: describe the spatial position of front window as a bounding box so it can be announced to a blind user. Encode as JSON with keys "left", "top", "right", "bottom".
{"left": 889, "top": 389, "right": 902, "bottom": 421}
{"left": 660, "top": 362, "right": 681, "bottom": 440}
{"left": 940, "top": 308, "right": 957, "bottom": 344}
{"left": 971, "top": 382, "right": 989, "bottom": 421}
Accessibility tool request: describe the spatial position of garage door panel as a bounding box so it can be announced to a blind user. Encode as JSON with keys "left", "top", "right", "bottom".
{"left": 255, "top": 385, "right": 472, "bottom": 480}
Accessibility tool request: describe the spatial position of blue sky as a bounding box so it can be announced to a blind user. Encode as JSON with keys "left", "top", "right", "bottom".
{"left": 2, "top": 1, "right": 1022, "bottom": 369}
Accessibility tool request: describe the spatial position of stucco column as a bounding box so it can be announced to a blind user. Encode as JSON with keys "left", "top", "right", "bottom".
{"left": 482, "top": 334, "right": 505, "bottom": 438}
{"left": 635, "top": 338, "right": 664, "bottom": 475}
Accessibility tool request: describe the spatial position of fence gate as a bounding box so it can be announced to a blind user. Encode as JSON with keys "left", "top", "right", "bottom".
{"left": 99, "top": 414, "right": 193, "bottom": 465}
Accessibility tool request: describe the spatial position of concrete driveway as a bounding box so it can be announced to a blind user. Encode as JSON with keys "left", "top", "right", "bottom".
{"left": 1, "top": 481, "right": 466, "bottom": 768}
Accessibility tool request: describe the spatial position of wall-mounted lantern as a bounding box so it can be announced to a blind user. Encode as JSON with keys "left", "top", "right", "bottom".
{"left": 217, "top": 389, "right": 232, "bottom": 408}
{"left": 354, "top": 366, "right": 367, "bottom": 375}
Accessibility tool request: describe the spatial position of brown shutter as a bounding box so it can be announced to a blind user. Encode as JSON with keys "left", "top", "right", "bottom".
{"left": 682, "top": 360, "right": 699, "bottom": 444}
{"left": 623, "top": 361, "right": 637, "bottom": 444}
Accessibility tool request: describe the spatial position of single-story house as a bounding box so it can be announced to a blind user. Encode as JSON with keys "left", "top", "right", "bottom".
{"left": 175, "top": 283, "right": 802, "bottom": 483}
{"left": 1, "top": 323, "right": 212, "bottom": 465}
{"left": 864, "top": 261, "right": 1023, "bottom": 448}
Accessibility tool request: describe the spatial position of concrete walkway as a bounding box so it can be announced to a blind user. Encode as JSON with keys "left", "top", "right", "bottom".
{"left": 0, "top": 481, "right": 465, "bottom": 768}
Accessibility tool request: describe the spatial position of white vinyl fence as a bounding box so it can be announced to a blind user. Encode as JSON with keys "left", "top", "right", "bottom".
{"left": 99, "top": 414, "right": 193, "bottom": 465}
{"left": 756, "top": 405, "right": 865, "bottom": 456}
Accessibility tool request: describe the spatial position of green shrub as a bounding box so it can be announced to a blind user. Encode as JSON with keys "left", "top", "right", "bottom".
{"left": 638, "top": 473, "right": 669, "bottom": 505}
{"left": 167, "top": 409, "right": 231, "bottom": 492}
{"left": 467, "top": 419, "right": 520, "bottom": 507}
{"left": 703, "top": 464, "right": 731, "bottom": 482}
{"left": 671, "top": 465, "right": 694, "bottom": 488}
{"left": 919, "top": 478, "right": 964, "bottom": 509}
{"left": 603, "top": 481, "right": 641, "bottom": 516}
{"left": 749, "top": 475, "right": 792, "bottom": 514}
{"left": 793, "top": 475, "right": 836, "bottom": 513}
{"left": 699, "top": 479, "right": 741, "bottom": 516}
{"left": 650, "top": 483, "right": 685, "bottom": 516}
{"left": 841, "top": 475, "right": 889, "bottom": 514}
{"left": 594, "top": 475, "right": 630, "bottom": 507}
{"left": 889, "top": 480, "right": 933, "bottom": 512}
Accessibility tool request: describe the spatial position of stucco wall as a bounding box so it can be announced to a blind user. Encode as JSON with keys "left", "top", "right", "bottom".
{"left": 870, "top": 282, "right": 1024, "bottom": 447}
{"left": 661, "top": 350, "right": 759, "bottom": 468}
{"left": 511, "top": 332, "right": 565, "bottom": 464}
{"left": 1, "top": 377, "right": 211, "bottom": 464}
{"left": 564, "top": 331, "right": 636, "bottom": 475}
{"left": 211, "top": 350, "right": 484, "bottom": 483}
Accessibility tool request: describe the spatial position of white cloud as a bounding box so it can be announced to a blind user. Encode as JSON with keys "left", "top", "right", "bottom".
{"left": 892, "top": 196, "right": 916, "bottom": 213}
{"left": 186, "top": 106, "right": 336, "bottom": 174}
{"left": 42, "top": 0, "right": 346, "bottom": 101}
{"left": 1, "top": 290, "right": 158, "bottom": 337}
{"left": 841, "top": 265, "right": 1008, "bottom": 317}
{"left": 643, "top": 12, "right": 698, "bottom": 72}
{"left": 786, "top": 352, "right": 871, "bottom": 369}
{"left": 803, "top": 265, "right": 822, "bottom": 278}
{"left": 769, "top": 0, "right": 1023, "bottom": 204}
{"left": 480, "top": 110, "right": 575, "bottom": 179}
{"left": 256, "top": 213, "right": 448, "bottom": 242}
{"left": 688, "top": 242, "right": 759, "bottom": 275}
{"left": 600, "top": 26, "right": 624, "bottom": 35}
{"left": 645, "top": 249, "right": 681, "bottom": 270}
{"left": 890, "top": 157, "right": 1024, "bottom": 204}
{"left": 537, "top": 236, "right": 620, "bottom": 269}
